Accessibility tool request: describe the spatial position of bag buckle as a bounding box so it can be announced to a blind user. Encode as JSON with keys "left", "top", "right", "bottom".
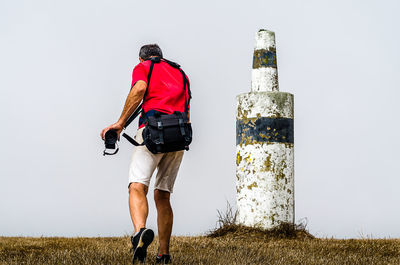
{"left": 178, "top": 119, "right": 186, "bottom": 136}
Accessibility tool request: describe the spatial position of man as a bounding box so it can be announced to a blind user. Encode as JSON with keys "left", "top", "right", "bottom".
{"left": 100, "top": 44, "right": 190, "bottom": 264}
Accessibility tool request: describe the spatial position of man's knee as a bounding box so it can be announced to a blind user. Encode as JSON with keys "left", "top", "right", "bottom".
{"left": 154, "top": 189, "right": 170, "bottom": 204}
{"left": 129, "top": 182, "right": 149, "bottom": 195}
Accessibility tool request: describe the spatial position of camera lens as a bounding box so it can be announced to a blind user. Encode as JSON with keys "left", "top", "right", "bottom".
{"left": 104, "top": 130, "right": 118, "bottom": 149}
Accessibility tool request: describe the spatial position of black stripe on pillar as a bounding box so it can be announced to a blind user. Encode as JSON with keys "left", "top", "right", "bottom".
{"left": 252, "top": 49, "right": 277, "bottom": 69}
{"left": 236, "top": 117, "right": 293, "bottom": 145}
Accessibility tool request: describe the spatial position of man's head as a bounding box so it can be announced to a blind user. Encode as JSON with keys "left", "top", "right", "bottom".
{"left": 139, "top": 44, "right": 163, "bottom": 62}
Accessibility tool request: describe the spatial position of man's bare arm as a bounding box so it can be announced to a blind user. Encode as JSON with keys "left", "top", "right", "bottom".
{"left": 117, "top": 80, "right": 147, "bottom": 126}
{"left": 100, "top": 80, "right": 147, "bottom": 139}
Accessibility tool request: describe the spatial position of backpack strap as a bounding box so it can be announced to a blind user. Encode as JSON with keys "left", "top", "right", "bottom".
{"left": 178, "top": 68, "right": 190, "bottom": 116}
{"left": 162, "top": 58, "right": 191, "bottom": 116}
{"left": 162, "top": 58, "right": 180, "bottom": 68}
{"left": 141, "top": 57, "right": 159, "bottom": 116}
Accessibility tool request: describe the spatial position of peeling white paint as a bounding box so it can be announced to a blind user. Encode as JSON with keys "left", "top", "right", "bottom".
{"left": 236, "top": 142, "right": 294, "bottom": 227}
{"left": 251, "top": 68, "right": 279, "bottom": 92}
{"left": 254, "top": 30, "right": 276, "bottom": 50}
{"left": 236, "top": 92, "right": 294, "bottom": 119}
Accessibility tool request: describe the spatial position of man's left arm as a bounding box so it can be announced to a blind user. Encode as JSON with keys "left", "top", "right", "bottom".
{"left": 100, "top": 80, "right": 147, "bottom": 140}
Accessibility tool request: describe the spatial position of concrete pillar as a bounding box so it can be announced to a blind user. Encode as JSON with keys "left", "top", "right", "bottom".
{"left": 236, "top": 29, "right": 294, "bottom": 229}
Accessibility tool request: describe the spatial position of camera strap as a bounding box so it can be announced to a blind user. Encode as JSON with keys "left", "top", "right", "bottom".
{"left": 103, "top": 144, "right": 119, "bottom": 156}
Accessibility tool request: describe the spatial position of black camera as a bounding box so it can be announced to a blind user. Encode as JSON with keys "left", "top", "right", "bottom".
{"left": 103, "top": 129, "right": 119, "bottom": 156}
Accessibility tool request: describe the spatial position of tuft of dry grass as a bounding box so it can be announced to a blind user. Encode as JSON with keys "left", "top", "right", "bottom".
{"left": 207, "top": 222, "right": 314, "bottom": 240}
{"left": 207, "top": 201, "right": 314, "bottom": 239}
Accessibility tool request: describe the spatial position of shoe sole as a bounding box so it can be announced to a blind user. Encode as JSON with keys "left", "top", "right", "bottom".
{"left": 156, "top": 256, "right": 171, "bottom": 264}
{"left": 133, "top": 229, "right": 155, "bottom": 264}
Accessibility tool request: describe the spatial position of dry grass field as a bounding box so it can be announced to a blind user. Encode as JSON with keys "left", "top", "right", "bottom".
{"left": 1, "top": 223, "right": 399, "bottom": 265}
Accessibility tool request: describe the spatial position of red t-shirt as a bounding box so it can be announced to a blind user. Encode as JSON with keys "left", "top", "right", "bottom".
{"left": 130, "top": 60, "right": 190, "bottom": 128}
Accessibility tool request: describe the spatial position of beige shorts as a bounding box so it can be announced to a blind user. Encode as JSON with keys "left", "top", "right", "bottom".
{"left": 128, "top": 127, "right": 184, "bottom": 193}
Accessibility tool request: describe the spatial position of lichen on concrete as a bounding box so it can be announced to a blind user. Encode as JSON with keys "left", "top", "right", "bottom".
{"left": 247, "top": 182, "right": 258, "bottom": 190}
{"left": 253, "top": 49, "right": 277, "bottom": 69}
{"left": 236, "top": 92, "right": 294, "bottom": 119}
{"left": 236, "top": 142, "right": 294, "bottom": 228}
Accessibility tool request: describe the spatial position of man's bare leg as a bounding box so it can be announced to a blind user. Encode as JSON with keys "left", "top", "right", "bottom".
{"left": 129, "top": 182, "right": 149, "bottom": 232}
{"left": 154, "top": 189, "right": 173, "bottom": 255}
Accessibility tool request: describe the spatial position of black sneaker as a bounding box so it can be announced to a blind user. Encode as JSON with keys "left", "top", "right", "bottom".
{"left": 131, "top": 228, "right": 154, "bottom": 264}
{"left": 155, "top": 253, "right": 171, "bottom": 264}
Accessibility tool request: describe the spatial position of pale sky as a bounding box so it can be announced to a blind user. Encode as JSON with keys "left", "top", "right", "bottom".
{"left": 1, "top": 0, "right": 399, "bottom": 238}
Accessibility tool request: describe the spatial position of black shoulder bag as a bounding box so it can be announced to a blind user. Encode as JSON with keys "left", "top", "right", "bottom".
{"left": 121, "top": 57, "right": 192, "bottom": 154}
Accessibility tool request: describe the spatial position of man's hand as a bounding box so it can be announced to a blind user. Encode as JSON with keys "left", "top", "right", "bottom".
{"left": 100, "top": 121, "right": 124, "bottom": 141}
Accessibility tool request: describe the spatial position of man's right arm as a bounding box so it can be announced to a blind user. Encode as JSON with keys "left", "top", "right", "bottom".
{"left": 100, "top": 80, "right": 147, "bottom": 140}
{"left": 117, "top": 80, "right": 147, "bottom": 126}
